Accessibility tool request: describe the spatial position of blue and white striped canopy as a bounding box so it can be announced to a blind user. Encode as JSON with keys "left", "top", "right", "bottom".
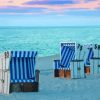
{"left": 60, "top": 43, "right": 75, "bottom": 69}
{"left": 11, "top": 51, "right": 37, "bottom": 58}
{"left": 10, "top": 51, "right": 37, "bottom": 83}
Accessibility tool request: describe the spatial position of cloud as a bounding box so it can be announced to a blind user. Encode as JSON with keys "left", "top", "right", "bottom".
{"left": 0, "top": 6, "right": 45, "bottom": 13}
{"left": 24, "top": 0, "right": 77, "bottom": 5}
{"left": 0, "top": 0, "right": 100, "bottom": 14}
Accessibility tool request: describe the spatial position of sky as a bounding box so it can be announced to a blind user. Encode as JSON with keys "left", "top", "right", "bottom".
{"left": 0, "top": 0, "right": 100, "bottom": 26}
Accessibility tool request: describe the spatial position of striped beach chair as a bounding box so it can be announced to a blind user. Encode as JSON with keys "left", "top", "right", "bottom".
{"left": 10, "top": 51, "right": 39, "bottom": 93}
{"left": 84, "top": 44, "right": 94, "bottom": 74}
{"left": 54, "top": 42, "right": 76, "bottom": 79}
{"left": 90, "top": 44, "right": 100, "bottom": 74}
{"left": 10, "top": 51, "right": 37, "bottom": 83}
{"left": 70, "top": 44, "right": 85, "bottom": 78}
{"left": 0, "top": 51, "right": 39, "bottom": 94}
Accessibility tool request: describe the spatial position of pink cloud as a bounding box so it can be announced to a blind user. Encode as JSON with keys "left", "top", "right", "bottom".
{"left": 0, "top": 0, "right": 100, "bottom": 14}
{"left": 22, "top": 0, "right": 100, "bottom": 10}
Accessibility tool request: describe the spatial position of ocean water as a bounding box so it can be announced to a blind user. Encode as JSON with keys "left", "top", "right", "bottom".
{"left": 0, "top": 26, "right": 100, "bottom": 57}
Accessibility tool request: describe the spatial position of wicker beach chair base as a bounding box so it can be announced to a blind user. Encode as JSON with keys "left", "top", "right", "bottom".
{"left": 54, "top": 69, "right": 71, "bottom": 79}
{"left": 64, "top": 70, "right": 71, "bottom": 79}
{"left": 54, "top": 69, "right": 59, "bottom": 77}
{"left": 85, "top": 67, "right": 90, "bottom": 74}
{"left": 10, "top": 82, "right": 39, "bottom": 92}
{"left": 59, "top": 69, "right": 65, "bottom": 78}
{"left": 10, "top": 70, "right": 40, "bottom": 93}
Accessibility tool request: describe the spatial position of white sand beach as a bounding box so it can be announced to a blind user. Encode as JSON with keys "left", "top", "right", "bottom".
{"left": 37, "top": 54, "right": 60, "bottom": 70}
{"left": 0, "top": 54, "right": 100, "bottom": 100}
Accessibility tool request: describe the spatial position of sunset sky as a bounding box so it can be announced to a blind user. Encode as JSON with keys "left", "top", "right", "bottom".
{"left": 0, "top": 0, "right": 100, "bottom": 26}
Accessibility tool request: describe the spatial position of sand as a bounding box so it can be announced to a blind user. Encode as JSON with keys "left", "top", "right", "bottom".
{"left": 0, "top": 54, "right": 100, "bottom": 100}
{"left": 36, "top": 54, "right": 60, "bottom": 70}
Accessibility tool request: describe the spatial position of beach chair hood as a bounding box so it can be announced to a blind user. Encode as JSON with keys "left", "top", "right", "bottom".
{"left": 10, "top": 51, "right": 37, "bottom": 83}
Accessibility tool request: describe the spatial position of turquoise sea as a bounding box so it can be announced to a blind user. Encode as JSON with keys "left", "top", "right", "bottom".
{"left": 0, "top": 26, "right": 100, "bottom": 57}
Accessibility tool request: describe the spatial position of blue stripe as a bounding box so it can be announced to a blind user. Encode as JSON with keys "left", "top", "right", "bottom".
{"left": 23, "top": 51, "right": 25, "bottom": 57}
{"left": 20, "top": 58, "right": 23, "bottom": 80}
{"left": 18, "top": 58, "right": 21, "bottom": 80}
{"left": 32, "top": 51, "right": 35, "bottom": 57}
{"left": 64, "top": 49, "right": 73, "bottom": 68}
{"left": 62, "top": 48, "right": 71, "bottom": 67}
{"left": 16, "top": 58, "right": 19, "bottom": 80}
{"left": 30, "top": 58, "right": 33, "bottom": 78}
{"left": 61, "top": 45, "right": 66, "bottom": 56}
{"left": 25, "top": 58, "right": 28, "bottom": 79}
{"left": 15, "top": 51, "right": 17, "bottom": 57}
{"left": 61, "top": 46, "right": 69, "bottom": 65}
{"left": 28, "top": 58, "right": 31, "bottom": 78}
{"left": 14, "top": 58, "right": 17, "bottom": 80}
{"left": 10, "top": 58, "right": 13, "bottom": 80}
{"left": 65, "top": 49, "right": 75, "bottom": 68}
{"left": 28, "top": 58, "right": 32, "bottom": 78}
{"left": 66, "top": 49, "right": 74, "bottom": 67}
{"left": 22, "top": 58, "right": 25, "bottom": 79}
{"left": 26, "top": 58, "right": 29, "bottom": 78}
{"left": 32, "top": 58, "right": 35, "bottom": 78}
{"left": 54, "top": 60, "right": 57, "bottom": 69}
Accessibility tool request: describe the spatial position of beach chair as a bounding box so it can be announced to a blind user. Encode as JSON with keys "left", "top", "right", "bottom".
{"left": 70, "top": 44, "right": 85, "bottom": 78}
{"left": 90, "top": 44, "right": 100, "bottom": 74}
{"left": 0, "top": 51, "right": 39, "bottom": 94}
{"left": 70, "top": 44, "right": 85, "bottom": 79}
{"left": 54, "top": 42, "right": 76, "bottom": 79}
{"left": 10, "top": 51, "right": 39, "bottom": 93}
{"left": 84, "top": 44, "right": 94, "bottom": 74}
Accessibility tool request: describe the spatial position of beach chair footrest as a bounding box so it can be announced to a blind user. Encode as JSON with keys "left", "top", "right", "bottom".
{"left": 10, "top": 82, "right": 39, "bottom": 93}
